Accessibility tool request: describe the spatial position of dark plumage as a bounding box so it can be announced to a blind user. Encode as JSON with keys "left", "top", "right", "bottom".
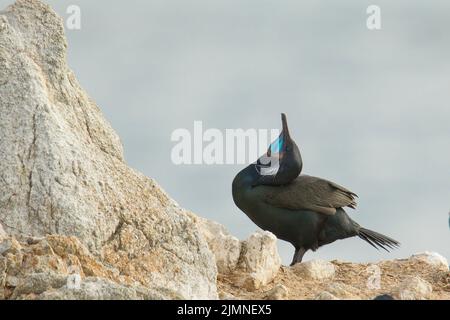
{"left": 232, "top": 114, "right": 400, "bottom": 265}
{"left": 262, "top": 175, "right": 358, "bottom": 216}
{"left": 373, "top": 294, "right": 395, "bottom": 300}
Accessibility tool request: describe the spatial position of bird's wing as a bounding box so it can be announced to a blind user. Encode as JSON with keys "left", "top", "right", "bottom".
{"left": 261, "top": 175, "right": 358, "bottom": 215}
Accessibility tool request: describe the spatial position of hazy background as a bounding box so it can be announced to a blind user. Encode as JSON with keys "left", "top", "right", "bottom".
{"left": 2, "top": 0, "right": 448, "bottom": 264}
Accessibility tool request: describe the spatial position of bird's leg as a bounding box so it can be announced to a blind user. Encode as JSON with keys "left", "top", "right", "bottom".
{"left": 290, "top": 247, "right": 306, "bottom": 266}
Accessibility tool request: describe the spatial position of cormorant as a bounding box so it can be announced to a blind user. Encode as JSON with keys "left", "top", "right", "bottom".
{"left": 232, "top": 114, "right": 400, "bottom": 265}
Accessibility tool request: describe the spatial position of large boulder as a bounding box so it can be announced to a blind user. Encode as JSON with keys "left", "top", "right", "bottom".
{"left": 0, "top": 0, "right": 216, "bottom": 299}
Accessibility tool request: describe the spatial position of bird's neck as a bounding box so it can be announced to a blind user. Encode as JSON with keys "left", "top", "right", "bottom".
{"left": 232, "top": 163, "right": 260, "bottom": 190}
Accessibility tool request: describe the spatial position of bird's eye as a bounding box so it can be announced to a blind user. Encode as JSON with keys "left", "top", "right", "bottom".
{"left": 286, "top": 146, "right": 291, "bottom": 152}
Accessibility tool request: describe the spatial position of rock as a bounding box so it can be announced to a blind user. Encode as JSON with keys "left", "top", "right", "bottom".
{"left": 236, "top": 231, "right": 281, "bottom": 291}
{"left": 218, "top": 254, "right": 450, "bottom": 300}
{"left": 195, "top": 216, "right": 241, "bottom": 274}
{"left": 1, "top": 234, "right": 185, "bottom": 300}
{"left": 393, "top": 276, "right": 432, "bottom": 300}
{"left": 314, "top": 291, "right": 339, "bottom": 300}
{"left": 0, "top": 0, "right": 216, "bottom": 299}
{"left": 326, "top": 283, "right": 361, "bottom": 300}
{"left": 410, "top": 252, "right": 449, "bottom": 272}
{"left": 264, "top": 284, "right": 288, "bottom": 300}
{"left": 292, "top": 260, "right": 335, "bottom": 280}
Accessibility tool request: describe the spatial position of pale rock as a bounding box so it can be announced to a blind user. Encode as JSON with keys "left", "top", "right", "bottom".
{"left": 264, "top": 284, "right": 288, "bottom": 300}
{"left": 410, "top": 252, "right": 449, "bottom": 272}
{"left": 393, "top": 276, "right": 432, "bottom": 300}
{"left": 0, "top": 0, "right": 216, "bottom": 299}
{"left": 237, "top": 231, "right": 281, "bottom": 291}
{"left": 314, "top": 291, "right": 339, "bottom": 300}
{"left": 195, "top": 216, "right": 241, "bottom": 274}
{"left": 292, "top": 259, "right": 335, "bottom": 280}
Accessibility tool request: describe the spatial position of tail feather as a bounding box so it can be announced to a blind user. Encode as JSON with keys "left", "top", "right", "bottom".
{"left": 358, "top": 228, "right": 400, "bottom": 252}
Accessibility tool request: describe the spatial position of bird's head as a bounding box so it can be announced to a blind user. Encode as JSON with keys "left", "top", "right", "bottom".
{"left": 253, "top": 113, "right": 302, "bottom": 186}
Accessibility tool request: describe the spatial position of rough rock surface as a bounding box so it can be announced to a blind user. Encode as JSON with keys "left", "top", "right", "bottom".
{"left": 0, "top": 234, "right": 184, "bottom": 300}
{"left": 393, "top": 276, "right": 433, "bottom": 300}
{"left": 410, "top": 252, "right": 448, "bottom": 272}
{"left": 195, "top": 216, "right": 241, "bottom": 274}
{"left": 219, "top": 256, "right": 450, "bottom": 300}
{"left": 264, "top": 284, "right": 288, "bottom": 300}
{"left": 292, "top": 260, "right": 335, "bottom": 280}
{"left": 195, "top": 217, "right": 281, "bottom": 292}
{"left": 234, "top": 231, "right": 281, "bottom": 291}
{"left": 0, "top": 0, "right": 216, "bottom": 299}
{"left": 325, "top": 282, "right": 361, "bottom": 299}
{"left": 314, "top": 291, "right": 339, "bottom": 300}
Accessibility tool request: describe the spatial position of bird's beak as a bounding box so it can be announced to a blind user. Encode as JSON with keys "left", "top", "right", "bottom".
{"left": 281, "top": 113, "right": 291, "bottom": 141}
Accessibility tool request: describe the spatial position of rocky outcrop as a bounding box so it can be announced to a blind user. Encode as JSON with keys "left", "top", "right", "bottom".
{"left": 0, "top": 0, "right": 216, "bottom": 299}
{"left": 219, "top": 252, "right": 449, "bottom": 300}
{"left": 0, "top": 233, "right": 179, "bottom": 300}
{"left": 196, "top": 217, "right": 281, "bottom": 291}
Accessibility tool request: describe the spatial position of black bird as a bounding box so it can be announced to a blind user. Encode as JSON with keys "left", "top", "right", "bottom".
{"left": 232, "top": 114, "right": 400, "bottom": 265}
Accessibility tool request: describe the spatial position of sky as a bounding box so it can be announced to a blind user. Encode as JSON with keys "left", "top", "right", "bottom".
{"left": 2, "top": 0, "right": 449, "bottom": 264}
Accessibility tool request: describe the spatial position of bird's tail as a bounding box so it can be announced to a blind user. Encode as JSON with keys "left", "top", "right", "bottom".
{"left": 358, "top": 227, "right": 400, "bottom": 252}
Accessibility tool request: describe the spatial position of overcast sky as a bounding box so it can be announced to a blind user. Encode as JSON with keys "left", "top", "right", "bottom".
{"left": 2, "top": 0, "right": 449, "bottom": 264}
